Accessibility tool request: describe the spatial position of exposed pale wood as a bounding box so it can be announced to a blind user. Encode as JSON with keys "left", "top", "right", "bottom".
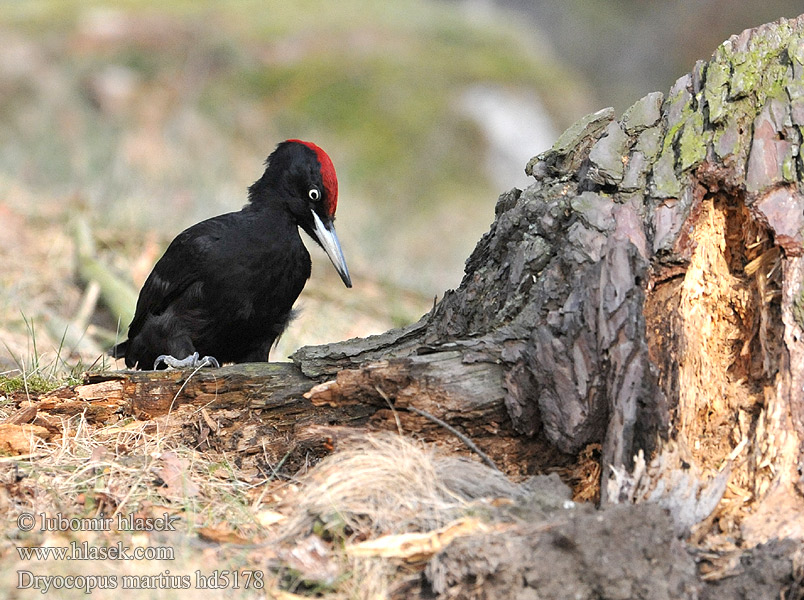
{"left": 16, "top": 15, "right": 804, "bottom": 556}
{"left": 0, "top": 423, "right": 52, "bottom": 454}
{"left": 289, "top": 16, "right": 804, "bottom": 546}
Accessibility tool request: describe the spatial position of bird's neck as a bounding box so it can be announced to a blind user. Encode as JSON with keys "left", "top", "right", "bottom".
{"left": 241, "top": 202, "right": 305, "bottom": 245}
{"left": 243, "top": 198, "right": 293, "bottom": 222}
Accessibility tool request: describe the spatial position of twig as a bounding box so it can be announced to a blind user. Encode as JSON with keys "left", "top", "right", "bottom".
{"left": 406, "top": 405, "right": 500, "bottom": 472}
{"left": 260, "top": 441, "right": 294, "bottom": 482}
{"left": 155, "top": 363, "right": 215, "bottom": 454}
{"left": 375, "top": 385, "right": 403, "bottom": 436}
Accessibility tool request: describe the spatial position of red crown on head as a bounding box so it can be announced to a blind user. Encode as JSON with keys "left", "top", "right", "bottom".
{"left": 288, "top": 139, "right": 338, "bottom": 217}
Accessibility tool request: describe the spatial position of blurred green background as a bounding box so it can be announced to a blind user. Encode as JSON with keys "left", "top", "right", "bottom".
{"left": 0, "top": 0, "right": 801, "bottom": 371}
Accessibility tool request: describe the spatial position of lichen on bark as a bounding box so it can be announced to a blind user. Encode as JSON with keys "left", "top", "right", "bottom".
{"left": 420, "top": 15, "right": 804, "bottom": 541}
{"left": 294, "top": 14, "right": 804, "bottom": 550}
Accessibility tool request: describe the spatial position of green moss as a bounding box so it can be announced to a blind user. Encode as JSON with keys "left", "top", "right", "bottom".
{"left": 660, "top": 87, "right": 693, "bottom": 156}
{"left": 678, "top": 111, "right": 706, "bottom": 172}
{"left": 0, "top": 373, "right": 63, "bottom": 395}
{"left": 701, "top": 19, "right": 799, "bottom": 183}
{"left": 703, "top": 59, "right": 731, "bottom": 124}
{"left": 728, "top": 20, "right": 795, "bottom": 104}
{"left": 652, "top": 148, "right": 681, "bottom": 199}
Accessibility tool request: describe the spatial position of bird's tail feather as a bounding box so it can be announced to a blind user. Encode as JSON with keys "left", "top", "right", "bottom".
{"left": 110, "top": 340, "right": 128, "bottom": 359}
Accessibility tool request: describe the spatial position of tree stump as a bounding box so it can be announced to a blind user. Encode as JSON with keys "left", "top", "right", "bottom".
{"left": 295, "top": 15, "right": 804, "bottom": 547}
{"left": 29, "top": 14, "right": 804, "bottom": 550}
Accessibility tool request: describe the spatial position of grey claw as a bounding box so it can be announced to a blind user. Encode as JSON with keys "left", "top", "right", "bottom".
{"left": 153, "top": 353, "right": 181, "bottom": 369}
{"left": 197, "top": 355, "right": 220, "bottom": 368}
{"left": 153, "top": 352, "right": 220, "bottom": 370}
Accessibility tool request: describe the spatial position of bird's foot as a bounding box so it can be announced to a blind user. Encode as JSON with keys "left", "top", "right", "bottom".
{"left": 153, "top": 352, "right": 220, "bottom": 370}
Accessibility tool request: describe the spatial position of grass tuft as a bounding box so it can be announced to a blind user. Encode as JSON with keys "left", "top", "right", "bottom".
{"left": 0, "top": 315, "right": 87, "bottom": 397}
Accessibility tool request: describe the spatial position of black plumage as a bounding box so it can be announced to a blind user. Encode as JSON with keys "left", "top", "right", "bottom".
{"left": 112, "top": 140, "right": 351, "bottom": 370}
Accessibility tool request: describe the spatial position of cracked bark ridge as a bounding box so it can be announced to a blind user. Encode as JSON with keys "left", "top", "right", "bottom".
{"left": 294, "top": 16, "right": 804, "bottom": 541}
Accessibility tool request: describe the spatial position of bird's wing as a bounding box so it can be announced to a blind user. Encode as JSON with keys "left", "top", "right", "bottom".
{"left": 125, "top": 217, "right": 228, "bottom": 340}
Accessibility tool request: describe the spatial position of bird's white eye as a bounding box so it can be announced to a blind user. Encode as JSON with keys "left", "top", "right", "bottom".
{"left": 309, "top": 188, "right": 321, "bottom": 201}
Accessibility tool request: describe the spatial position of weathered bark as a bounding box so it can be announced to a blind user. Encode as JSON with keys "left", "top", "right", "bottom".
{"left": 27, "top": 15, "right": 804, "bottom": 549}
{"left": 296, "top": 16, "right": 804, "bottom": 546}
{"left": 29, "top": 357, "right": 556, "bottom": 478}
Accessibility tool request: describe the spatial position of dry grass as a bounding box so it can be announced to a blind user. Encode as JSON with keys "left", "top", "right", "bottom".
{"left": 278, "top": 434, "right": 524, "bottom": 542}
{"left": 0, "top": 410, "right": 272, "bottom": 598}
{"left": 1, "top": 411, "right": 260, "bottom": 530}
{"left": 271, "top": 434, "right": 538, "bottom": 598}
{"left": 0, "top": 413, "right": 536, "bottom": 599}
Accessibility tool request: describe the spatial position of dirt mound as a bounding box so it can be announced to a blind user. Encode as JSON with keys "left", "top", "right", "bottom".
{"left": 423, "top": 503, "right": 698, "bottom": 600}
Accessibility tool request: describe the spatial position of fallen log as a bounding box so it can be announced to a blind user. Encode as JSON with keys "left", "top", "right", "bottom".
{"left": 25, "top": 355, "right": 563, "bottom": 481}
{"left": 11, "top": 14, "right": 804, "bottom": 552}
